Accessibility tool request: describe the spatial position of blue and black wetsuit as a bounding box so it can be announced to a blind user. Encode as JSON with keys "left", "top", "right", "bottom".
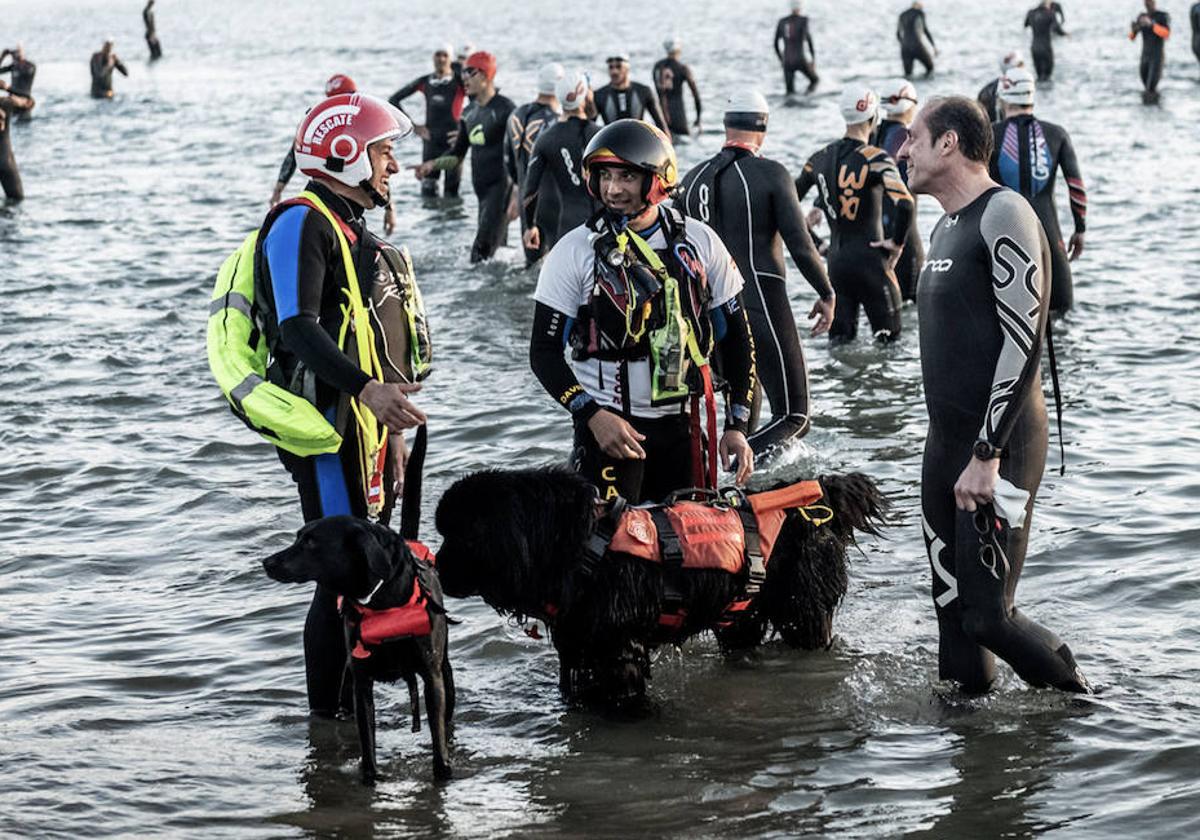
{"left": 872, "top": 118, "right": 925, "bottom": 301}
{"left": 390, "top": 70, "right": 467, "bottom": 197}
{"left": 522, "top": 116, "right": 599, "bottom": 253}
{"left": 678, "top": 145, "right": 832, "bottom": 455}
{"left": 1024, "top": 3, "right": 1066, "bottom": 81}
{"left": 652, "top": 57, "right": 701, "bottom": 137}
{"left": 774, "top": 13, "right": 819, "bottom": 94}
{"left": 593, "top": 81, "right": 668, "bottom": 130}
{"left": 918, "top": 186, "right": 1089, "bottom": 695}
{"left": 990, "top": 115, "right": 1087, "bottom": 314}
{"left": 897, "top": 5, "right": 937, "bottom": 77}
{"left": 441, "top": 92, "right": 517, "bottom": 262}
{"left": 505, "top": 100, "right": 559, "bottom": 263}
{"left": 1130, "top": 9, "right": 1172, "bottom": 95}
{"left": 797, "top": 138, "right": 912, "bottom": 342}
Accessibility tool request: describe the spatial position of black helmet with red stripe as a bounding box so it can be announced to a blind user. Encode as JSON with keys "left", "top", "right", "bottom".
{"left": 582, "top": 119, "right": 678, "bottom": 206}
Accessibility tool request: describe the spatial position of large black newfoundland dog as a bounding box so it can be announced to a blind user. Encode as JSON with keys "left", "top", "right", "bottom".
{"left": 434, "top": 467, "right": 887, "bottom": 709}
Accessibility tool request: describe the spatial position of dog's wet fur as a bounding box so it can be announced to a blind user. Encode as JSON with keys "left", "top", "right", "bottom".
{"left": 435, "top": 467, "right": 888, "bottom": 710}
{"left": 262, "top": 516, "right": 454, "bottom": 783}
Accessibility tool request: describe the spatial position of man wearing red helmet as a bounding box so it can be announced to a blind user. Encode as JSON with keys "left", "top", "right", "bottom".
{"left": 413, "top": 51, "right": 515, "bottom": 263}
{"left": 529, "top": 119, "right": 757, "bottom": 504}
{"left": 255, "top": 93, "right": 427, "bottom": 715}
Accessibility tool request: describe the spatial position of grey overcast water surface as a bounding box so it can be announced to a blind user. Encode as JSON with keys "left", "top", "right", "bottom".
{"left": 1, "top": 0, "right": 1198, "bottom": 837}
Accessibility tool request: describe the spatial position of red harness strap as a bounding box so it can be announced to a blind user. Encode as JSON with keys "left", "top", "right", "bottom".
{"left": 339, "top": 577, "right": 432, "bottom": 660}
{"left": 688, "top": 365, "right": 719, "bottom": 489}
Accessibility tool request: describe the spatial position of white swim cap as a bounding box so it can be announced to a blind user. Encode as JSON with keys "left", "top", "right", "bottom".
{"left": 880, "top": 79, "right": 918, "bottom": 116}
{"left": 557, "top": 70, "right": 590, "bottom": 111}
{"left": 1000, "top": 50, "right": 1024, "bottom": 72}
{"left": 790, "top": 1, "right": 803, "bottom": 12}
{"left": 724, "top": 89, "right": 770, "bottom": 131}
{"left": 537, "top": 62, "right": 565, "bottom": 95}
{"left": 606, "top": 48, "right": 630, "bottom": 65}
{"left": 663, "top": 37, "right": 681, "bottom": 54}
{"left": 999, "top": 66, "right": 1036, "bottom": 106}
{"left": 840, "top": 86, "right": 879, "bottom": 125}
{"left": 435, "top": 43, "right": 453, "bottom": 57}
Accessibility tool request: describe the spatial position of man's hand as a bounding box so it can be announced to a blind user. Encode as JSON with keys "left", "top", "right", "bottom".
{"left": 414, "top": 124, "right": 431, "bottom": 141}
{"left": 523, "top": 226, "right": 541, "bottom": 250}
{"left": 587, "top": 409, "right": 647, "bottom": 459}
{"left": 1067, "top": 231, "right": 1085, "bottom": 262}
{"left": 954, "top": 455, "right": 1000, "bottom": 512}
{"left": 870, "top": 237, "right": 904, "bottom": 272}
{"left": 383, "top": 203, "right": 396, "bottom": 236}
{"left": 809, "top": 295, "right": 835, "bottom": 336}
{"left": 719, "top": 430, "right": 754, "bottom": 485}
{"left": 358, "top": 379, "right": 426, "bottom": 433}
{"left": 390, "top": 431, "right": 409, "bottom": 496}
{"left": 410, "top": 160, "right": 435, "bottom": 180}
{"left": 0, "top": 79, "right": 8, "bottom": 92}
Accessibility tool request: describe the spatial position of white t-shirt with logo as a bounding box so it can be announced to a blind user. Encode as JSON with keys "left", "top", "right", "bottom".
{"left": 533, "top": 214, "right": 744, "bottom": 418}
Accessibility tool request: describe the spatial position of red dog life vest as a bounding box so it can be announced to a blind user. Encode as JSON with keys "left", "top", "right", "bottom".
{"left": 341, "top": 539, "right": 437, "bottom": 659}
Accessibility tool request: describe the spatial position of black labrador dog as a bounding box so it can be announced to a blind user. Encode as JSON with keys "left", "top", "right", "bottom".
{"left": 434, "top": 467, "right": 887, "bottom": 710}
{"left": 262, "top": 516, "right": 454, "bottom": 783}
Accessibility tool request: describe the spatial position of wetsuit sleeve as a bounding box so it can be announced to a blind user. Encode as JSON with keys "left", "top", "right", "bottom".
{"left": 1154, "top": 14, "right": 1171, "bottom": 38}
{"left": 711, "top": 296, "right": 756, "bottom": 433}
{"left": 1024, "top": 10, "right": 1033, "bottom": 27}
{"left": 1053, "top": 18, "right": 1067, "bottom": 36}
{"left": 774, "top": 20, "right": 785, "bottom": 60}
{"left": 977, "top": 192, "right": 1050, "bottom": 450}
{"left": 504, "top": 112, "right": 522, "bottom": 185}
{"left": 264, "top": 206, "right": 371, "bottom": 396}
{"left": 641, "top": 83, "right": 669, "bottom": 131}
{"left": 277, "top": 148, "right": 297, "bottom": 187}
{"left": 773, "top": 162, "right": 832, "bottom": 299}
{"left": 0, "top": 63, "right": 11, "bottom": 74}
{"left": 387, "top": 76, "right": 424, "bottom": 114}
{"left": 434, "top": 118, "right": 470, "bottom": 168}
{"left": 806, "top": 26, "right": 816, "bottom": 61}
{"left": 922, "top": 12, "right": 936, "bottom": 47}
{"left": 868, "top": 149, "right": 913, "bottom": 245}
{"left": 795, "top": 161, "right": 815, "bottom": 202}
{"left": 1057, "top": 132, "right": 1087, "bottom": 234}
{"left": 530, "top": 301, "right": 599, "bottom": 422}
{"left": 685, "top": 67, "right": 701, "bottom": 123}
{"left": 522, "top": 134, "right": 548, "bottom": 228}
{"left": 115, "top": 59, "right": 128, "bottom": 76}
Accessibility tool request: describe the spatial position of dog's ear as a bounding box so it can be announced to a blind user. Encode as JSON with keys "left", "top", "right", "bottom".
{"left": 353, "top": 521, "right": 397, "bottom": 584}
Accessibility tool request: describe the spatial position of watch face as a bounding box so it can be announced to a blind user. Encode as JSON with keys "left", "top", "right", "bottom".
{"left": 974, "top": 440, "right": 993, "bottom": 459}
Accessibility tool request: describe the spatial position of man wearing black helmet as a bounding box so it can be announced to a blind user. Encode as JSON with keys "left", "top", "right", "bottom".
{"left": 529, "top": 119, "right": 757, "bottom": 504}
{"left": 593, "top": 52, "right": 668, "bottom": 131}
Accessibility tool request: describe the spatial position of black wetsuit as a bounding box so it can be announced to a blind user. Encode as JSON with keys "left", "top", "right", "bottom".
{"left": 678, "top": 145, "right": 832, "bottom": 454}
{"left": 89, "top": 52, "right": 128, "bottom": 98}
{"left": 652, "top": 57, "right": 701, "bottom": 137}
{"left": 990, "top": 115, "right": 1087, "bottom": 314}
{"left": 505, "top": 100, "right": 559, "bottom": 263}
{"left": 1025, "top": 4, "right": 1067, "bottom": 81}
{"left": 775, "top": 13, "right": 819, "bottom": 94}
{"left": 443, "top": 92, "right": 516, "bottom": 262}
{"left": 1, "top": 95, "right": 32, "bottom": 200}
{"left": 918, "top": 186, "right": 1088, "bottom": 695}
{"left": 522, "top": 117, "right": 600, "bottom": 253}
{"left": 871, "top": 119, "right": 924, "bottom": 302}
{"left": 0, "top": 57, "right": 35, "bottom": 121}
{"left": 1131, "top": 10, "right": 1172, "bottom": 95}
{"left": 977, "top": 78, "right": 1004, "bottom": 124}
{"left": 390, "top": 70, "right": 466, "bottom": 197}
{"left": 797, "top": 138, "right": 912, "bottom": 342}
{"left": 897, "top": 6, "right": 937, "bottom": 77}
{"left": 144, "top": 3, "right": 162, "bottom": 60}
{"left": 1192, "top": 2, "right": 1200, "bottom": 66}
{"left": 593, "top": 81, "right": 667, "bottom": 130}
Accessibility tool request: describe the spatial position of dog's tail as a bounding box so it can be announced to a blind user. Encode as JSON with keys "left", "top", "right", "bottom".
{"left": 400, "top": 425, "right": 428, "bottom": 540}
{"left": 819, "top": 473, "right": 891, "bottom": 541}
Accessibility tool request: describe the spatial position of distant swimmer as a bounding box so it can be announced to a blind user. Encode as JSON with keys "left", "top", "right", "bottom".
{"left": 144, "top": 0, "right": 163, "bottom": 61}
{"left": 796, "top": 86, "right": 912, "bottom": 343}
{"left": 653, "top": 38, "right": 702, "bottom": 138}
{"left": 389, "top": 44, "right": 467, "bottom": 198}
{"left": 897, "top": 2, "right": 938, "bottom": 78}
{"left": 897, "top": 95, "right": 1091, "bottom": 695}
{"left": 0, "top": 78, "right": 35, "bottom": 200}
{"left": 989, "top": 68, "right": 1087, "bottom": 315}
{"left": 414, "top": 51, "right": 516, "bottom": 263}
{"left": 977, "top": 51, "right": 1025, "bottom": 123}
{"left": 90, "top": 40, "right": 128, "bottom": 99}
{"left": 774, "top": 1, "right": 819, "bottom": 95}
{"left": 593, "top": 51, "right": 668, "bottom": 130}
{"left": 1131, "top": 0, "right": 1172, "bottom": 102}
{"left": 521, "top": 71, "right": 599, "bottom": 256}
{"left": 0, "top": 45, "right": 36, "bottom": 120}
{"left": 872, "top": 79, "right": 924, "bottom": 302}
{"left": 1024, "top": 1, "right": 1068, "bottom": 81}
{"left": 678, "top": 90, "right": 834, "bottom": 456}
{"left": 506, "top": 63, "right": 563, "bottom": 264}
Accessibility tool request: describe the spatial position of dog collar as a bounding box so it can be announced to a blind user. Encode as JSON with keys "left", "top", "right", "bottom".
{"left": 357, "top": 578, "right": 385, "bottom": 607}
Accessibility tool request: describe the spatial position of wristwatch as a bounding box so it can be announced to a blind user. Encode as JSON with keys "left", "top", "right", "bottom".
{"left": 973, "top": 439, "right": 1003, "bottom": 460}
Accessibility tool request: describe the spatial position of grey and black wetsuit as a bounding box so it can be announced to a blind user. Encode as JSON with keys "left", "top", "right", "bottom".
{"left": 918, "top": 186, "right": 1089, "bottom": 695}
{"left": 1130, "top": 9, "right": 1172, "bottom": 95}
{"left": 774, "top": 13, "right": 819, "bottom": 94}
{"left": 505, "top": 100, "right": 560, "bottom": 263}
{"left": 797, "top": 138, "right": 912, "bottom": 342}
{"left": 652, "top": 57, "right": 701, "bottom": 137}
{"left": 389, "top": 69, "right": 467, "bottom": 197}
{"left": 678, "top": 144, "right": 832, "bottom": 454}
{"left": 872, "top": 118, "right": 925, "bottom": 301}
{"left": 593, "top": 82, "right": 667, "bottom": 130}
{"left": 522, "top": 117, "right": 600, "bottom": 253}
{"left": 1, "top": 93, "right": 34, "bottom": 200}
{"left": 89, "top": 52, "right": 128, "bottom": 98}
{"left": 1025, "top": 4, "right": 1067, "bottom": 81}
{"left": 990, "top": 114, "right": 1087, "bottom": 314}
{"left": 440, "top": 91, "right": 516, "bottom": 262}
{"left": 897, "top": 6, "right": 937, "bottom": 77}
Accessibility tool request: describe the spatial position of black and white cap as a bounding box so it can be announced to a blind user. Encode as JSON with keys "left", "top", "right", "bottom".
{"left": 723, "top": 89, "right": 770, "bottom": 132}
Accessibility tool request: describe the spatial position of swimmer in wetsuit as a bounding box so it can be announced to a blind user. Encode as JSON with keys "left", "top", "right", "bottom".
{"left": 653, "top": 39, "right": 702, "bottom": 138}
{"left": 989, "top": 68, "right": 1087, "bottom": 316}
{"left": 898, "top": 95, "right": 1090, "bottom": 695}
{"left": 977, "top": 51, "right": 1025, "bottom": 124}
{"left": 775, "top": 1, "right": 819, "bottom": 95}
{"left": 1131, "top": 0, "right": 1172, "bottom": 101}
{"left": 144, "top": 1, "right": 163, "bottom": 61}
{"left": 522, "top": 71, "right": 600, "bottom": 257}
{"left": 593, "top": 52, "right": 668, "bottom": 130}
{"left": 414, "top": 51, "right": 516, "bottom": 263}
{"left": 390, "top": 44, "right": 467, "bottom": 198}
{"left": 1024, "top": 1, "right": 1068, "bottom": 82}
{"left": 1192, "top": 2, "right": 1200, "bottom": 66}
{"left": 0, "top": 80, "right": 35, "bottom": 200}
{"left": 797, "top": 86, "right": 912, "bottom": 343}
{"left": 677, "top": 89, "right": 833, "bottom": 457}
{"left": 0, "top": 45, "right": 36, "bottom": 120}
{"left": 872, "top": 79, "right": 924, "bottom": 302}
{"left": 897, "top": 2, "right": 937, "bottom": 78}
{"left": 90, "top": 40, "right": 128, "bottom": 99}
{"left": 506, "top": 63, "right": 562, "bottom": 265}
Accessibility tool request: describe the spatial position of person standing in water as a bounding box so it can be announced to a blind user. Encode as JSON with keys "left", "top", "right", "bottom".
{"left": 897, "top": 95, "right": 1090, "bottom": 695}
{"left": 0, "top": 78, "right": 34, "bottom": 200}
{"left": 1024, "top": 1, "right": 1068, "bottom": 81}
{"left": 1130, "top": 0, "right": 1172, "bottom": 102}
{"left": 872, "top": 79, "right": 924, "bottom": 302}
{"left": 506, "top": 63, "right": 562, "bottom": 265}
{"left": 593, "top": 51, "right": 667, "bottom": 130}
{"left": 90, "top": 40, "right": 128, "bottom": 98}
{"left": 144, "top": 1, "right": 163, "bottom": 61}
{"left": 389, "top": 45, "right": 467, "bottom": 198}
{"left": 0, "top": 44, "right": 36, "bottom": 107}
{"left": 774, "top": 1, "right": 819, "bottom": 95}
{"left": 653, "top": 38, "right": 702, "bottom": 139}
{"left": 897, "top": 2, "right": 938, "bottom": 78}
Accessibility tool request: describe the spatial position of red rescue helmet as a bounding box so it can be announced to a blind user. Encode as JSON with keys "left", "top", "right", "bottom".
{"left": 324, "top": 73, "right": 357, "bottom": 96}
{"left": 293, "top": 93, "right": 413, "bottom": 190}
{"left": 582, "top": 118, "right": 678, "bottom": 205}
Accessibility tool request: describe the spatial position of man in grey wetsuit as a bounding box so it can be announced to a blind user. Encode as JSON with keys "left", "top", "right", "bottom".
{"left": 898, "top": 96, "right": 1090, "bottom": 695}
